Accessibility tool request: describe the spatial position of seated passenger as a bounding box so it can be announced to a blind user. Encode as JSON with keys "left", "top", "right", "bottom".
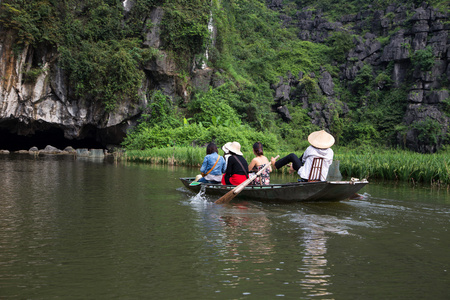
{"left": 221, "top": 141, "right": 249, "bottom": 185}
{"left": 222, "top": 142, "right": 232, "bottom": 164}
{"left": 248, "top": 142, "right": 271, "bottom": 185}
{"left": 271, "top": 130, "right": 334, "bottom": 181}
{"left": 198, "top": 142, "right": 226, "bottom": 184}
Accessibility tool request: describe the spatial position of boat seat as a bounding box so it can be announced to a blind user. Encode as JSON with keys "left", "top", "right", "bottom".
{"left": 308, "top": 157, "right": 323, "bottom": 182}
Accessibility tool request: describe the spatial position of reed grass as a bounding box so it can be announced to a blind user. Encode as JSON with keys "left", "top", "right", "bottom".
{"left": 125, "top": 147, "right": 205, "bottom": 166}
{"left": 123, "top": 147, "right": 450, "bottom": 186}
{"left": 335, "top": 149, "right": 450, "bottom": 186}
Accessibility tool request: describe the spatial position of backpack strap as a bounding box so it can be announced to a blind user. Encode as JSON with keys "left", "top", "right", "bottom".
{"left": 233, "top": 155, "right": 248, "bottom": 178}
{"left": 204, "top": 155, "right": 221, "bottom": 176}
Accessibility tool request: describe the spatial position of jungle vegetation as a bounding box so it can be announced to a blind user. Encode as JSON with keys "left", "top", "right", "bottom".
{"left": 0, "top": 0, "right": 449, "bottom": 157}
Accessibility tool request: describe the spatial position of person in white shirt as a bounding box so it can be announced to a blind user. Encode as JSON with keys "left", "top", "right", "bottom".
{"left": 271, "top": 130, "right": 335, "bottom": 182}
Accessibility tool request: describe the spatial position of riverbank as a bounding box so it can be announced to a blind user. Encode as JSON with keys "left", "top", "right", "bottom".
{"left": 124, "top": 147, "right": 450, "bottom": 186}
{"left": 0, "top": 145, "right": 108, "bottom": 158}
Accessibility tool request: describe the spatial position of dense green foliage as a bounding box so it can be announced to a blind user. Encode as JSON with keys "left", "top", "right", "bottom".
{"left": 0, "top": 0, "right": 209, "bottom": 110}
{"left": 161, "top": 0, "right": 210, "bottom": 69}
{"left": 122, "top": 90, "right": 279, "bottom": 150}
{"left": 0, "top": 0, "right": 57, "bottom": 47}
{"left": 1, "top": 0, "right": 448, "bottom": 156}
{"left": 411, "top": 46, "right": 436, "bottom": 72}
{"left": 289, "top": 0, "right": 449, "bottom": 20}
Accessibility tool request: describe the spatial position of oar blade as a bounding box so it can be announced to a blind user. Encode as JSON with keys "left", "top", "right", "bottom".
{"left": 214, "top": 189, "right": 236, "bottom": 204}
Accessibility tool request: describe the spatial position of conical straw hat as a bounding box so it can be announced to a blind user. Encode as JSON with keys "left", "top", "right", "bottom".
{"left": 308, "top": 130, "right": 335, "bottom": 149}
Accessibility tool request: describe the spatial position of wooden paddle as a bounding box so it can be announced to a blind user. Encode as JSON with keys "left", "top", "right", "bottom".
{"left": 215, "top": 155, "right": 279, "bottom": 204}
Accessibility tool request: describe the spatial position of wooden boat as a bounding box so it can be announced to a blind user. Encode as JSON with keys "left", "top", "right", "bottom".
{"left": 180, "top": 177, "right": 369, "bottom": 202}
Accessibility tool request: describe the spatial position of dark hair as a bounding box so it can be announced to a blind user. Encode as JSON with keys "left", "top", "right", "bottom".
{"left": 253, "top": 142, "right": 264, "bottom": 156}
{"left": 206, "top": 143, "right": 218, "bottom": 155}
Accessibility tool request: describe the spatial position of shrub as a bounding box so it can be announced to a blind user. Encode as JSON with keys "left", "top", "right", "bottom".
{"left": 411, "top": 46, "right": 435, "bottom": 72}
{"left": 161, "top": 0, "right": 210, "bottom": 70}
{"left": 325, "top": 31, "right": 354, "bottom": 63}
{"left": 0, "top": 1, "right": 56, "bottom": 47}
{"left": 59, "top": 39, "right": 149, "bottom": 111}
{"left": 411, "top": 118, "right": 444, "bottom": 146}
{"left": 187, "top": 87, "right": 242, "bottom": 127}
{"left": 122, "top": 121, "right": 280, "bottom": 151}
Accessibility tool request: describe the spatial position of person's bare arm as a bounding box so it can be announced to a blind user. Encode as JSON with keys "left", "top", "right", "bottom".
{"left": 248, "top": 157, "right": 257, "bottom": 171}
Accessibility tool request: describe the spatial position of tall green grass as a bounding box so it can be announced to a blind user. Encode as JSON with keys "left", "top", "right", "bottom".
{"left": 336, "top": 149, "right": 450, "bottom": 185}
{"left": 124, "top": 147, "right": 450, "bottom": 186}
{"left": 125, "top": 147, "right": 205, "bottom": 166}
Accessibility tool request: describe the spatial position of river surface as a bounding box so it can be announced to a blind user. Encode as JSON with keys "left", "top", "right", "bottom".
{"left": 0, "top": 155, "right": 449, "bottom": 299}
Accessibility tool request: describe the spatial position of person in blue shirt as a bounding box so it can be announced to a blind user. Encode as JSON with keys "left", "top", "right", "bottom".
{"left": 198, "top": 142, "right": 227, "bottom": 184}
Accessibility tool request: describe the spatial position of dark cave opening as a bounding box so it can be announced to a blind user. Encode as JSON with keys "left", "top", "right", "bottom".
{"left": 0, "top": 127, "right": 104, "bottom": 152}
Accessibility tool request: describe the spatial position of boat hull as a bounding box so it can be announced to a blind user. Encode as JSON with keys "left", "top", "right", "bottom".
{"left": 180, "top": 177, "right": 368, "bottom": 202}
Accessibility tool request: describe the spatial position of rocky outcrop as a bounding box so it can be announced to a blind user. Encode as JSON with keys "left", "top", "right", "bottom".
{"left": 0, "top": 2, "right": 448, "bottom": 153}
{"left": 271, "top": 2, "right": 449, "bottom": 152}
{"left": 0, "top": 3, "right": 212, "bottom": 149}
{"left": 2, "top": 145, "right": 107, "bottom": 157}
{"left": 272, "top": 69, "right": 348, "bottom": 129}
{"left": 296, "top": 9, "right": 344, "bottom": 43}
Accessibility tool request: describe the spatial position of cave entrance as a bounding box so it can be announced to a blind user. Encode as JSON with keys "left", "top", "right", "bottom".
{"left": 0, "top": 127, "right": 104, "bottom": 152}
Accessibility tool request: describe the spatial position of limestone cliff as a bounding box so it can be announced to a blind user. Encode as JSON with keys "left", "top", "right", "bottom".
{"left": 0, "top": 3, "right": 213, "bottom": 149}
{"left": 0, "top": 1, "right": 449, "bottom": 153}
{"left": 270, "top": 2, "right": 449, "bottom": 152}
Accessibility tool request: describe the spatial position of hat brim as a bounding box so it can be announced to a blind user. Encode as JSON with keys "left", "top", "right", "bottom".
{"left": 230, "top": 151, "right": 243, "bottom": 156}
{"left": 308, "top": 130, "right": 335, "bottom": 149}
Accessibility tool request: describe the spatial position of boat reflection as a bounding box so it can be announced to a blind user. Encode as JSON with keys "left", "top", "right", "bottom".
{"left": 187, "top": 189, "right": 379, "bottom": 297}
{"left": 298, "top": 221, "right": 332, "bottom": 297}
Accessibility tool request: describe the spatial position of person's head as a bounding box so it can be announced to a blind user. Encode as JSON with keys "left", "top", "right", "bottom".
{"left": 206, "top": 142, "right": 218, "bottom": 154}
{"left": 253, "top": 142, "right": 264, "bottom": 156}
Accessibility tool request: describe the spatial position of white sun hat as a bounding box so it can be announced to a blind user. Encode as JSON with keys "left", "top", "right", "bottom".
{"left": 222, "top": 142, "right": 232, "bottom": 154}
{"left": 225, "top": 141, "right": 243, "bottom": 156}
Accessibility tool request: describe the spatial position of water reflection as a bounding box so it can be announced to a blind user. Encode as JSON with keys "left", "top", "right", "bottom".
{"left": 187, "top": 192, "right": 333, "bottom": 297}
{"left": 186, "top": 192, "right": 276, "bottom": 292}
{"left": 2, "top": 156, "right": 450, "bottom": 299}
{"left": 184, "top": 186, "right": 387, "bottom": 298}
{"left": 299, "top": 225, "right": 331, "bottom": 297}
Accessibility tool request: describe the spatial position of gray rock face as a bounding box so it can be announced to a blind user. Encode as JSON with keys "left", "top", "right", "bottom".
{"left": 425, "top": 90, "right": 449, "bottom": 104}
{"left": 143, "top": 7, "right": 164, "bottom": 49}
{"left": 0, "top": 5, "right": 214, "bottom": 147}
{"left": 191, "top": 68, "right": 214, "bottom": 92}
{"left": 381, "top": 30, "right": 411, "bottom": 62}
{"left": 276, "top": 105, "right": 292, "bottom": 122}
{"left": 295, "top": 9, "right": 344, "bottom": 43}
{"left": 318, "top": 72, "right": 335, "bottom": 96}
{"left": 269, "top": 2, "right": 449, "bottom": 152}
{"left": 267, "top": 0, "right": 283, "bottom": 10}
{"left": 41, "top": 145, "right": 62, "bottom": 154}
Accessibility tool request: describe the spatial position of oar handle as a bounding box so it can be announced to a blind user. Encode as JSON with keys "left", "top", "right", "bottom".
{"left": 233, "top": 155, "right": 279, "bottom": 194}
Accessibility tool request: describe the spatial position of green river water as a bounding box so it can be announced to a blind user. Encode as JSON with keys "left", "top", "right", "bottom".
{"left": 0, "top": 154, "right": 449, "bottom": 299}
